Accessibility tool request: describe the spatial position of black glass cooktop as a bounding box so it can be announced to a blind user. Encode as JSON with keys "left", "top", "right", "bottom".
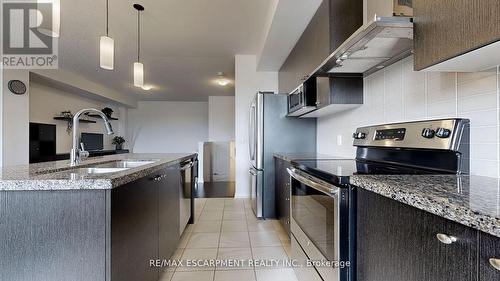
{"left": 292, "top": 159, "right": 450, "bottom": 185}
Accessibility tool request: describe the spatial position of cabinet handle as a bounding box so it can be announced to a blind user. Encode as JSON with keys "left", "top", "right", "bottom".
{"left": 153, "top": 175, "right": 166, "bottom": 181}
{"left": 489, "top": 258, "right": 500, "bottom": 271}
{"left": 436, "top": 233, "right": 457, "bottom": 244}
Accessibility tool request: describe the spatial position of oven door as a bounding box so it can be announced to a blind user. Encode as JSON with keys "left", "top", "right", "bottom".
{"left": 288, "top": 168, "right": 349, "bottom": 281}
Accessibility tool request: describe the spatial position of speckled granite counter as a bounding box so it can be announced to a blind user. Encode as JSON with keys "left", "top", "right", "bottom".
{"left": 350, "top": 175, "right": 500, "bottom": 238}
{"left": 274, "top": 152, "right": 344, "bottom": 162}
{"left": 0, "top": 153, "right": 196, "bottom": 191}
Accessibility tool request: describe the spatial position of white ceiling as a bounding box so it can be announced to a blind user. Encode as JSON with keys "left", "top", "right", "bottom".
{"left": 57, "top": 0, "right": 276, "bottom": 101}
{"left": 257, "top": 0, "right": 322, "bottom": 71}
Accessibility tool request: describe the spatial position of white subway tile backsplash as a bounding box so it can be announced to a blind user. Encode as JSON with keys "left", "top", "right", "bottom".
{"left": 469, "top": 126, "right": 498, "bottom": 144}
{"left": 457, "top": 92, "right": 497, "bottom": 113}
{"left": 385, "top": 62, "right": 404, "bottom": 122}
{"left": 458, "top": 71, "right": 497, "bottom": 97}
{"left": 471, "top": 144, "right": 498, "bottom": 160}
{"left": 470, "top": 159, "right": 499, "bottom": 178}
{"left": 317, "top": 56, "right": 500, "bottom": 178}
{"left": 460, "top": 109, "right": 498, "bottom": 127}
{"left": 427, "top": 99, "right": 456, "bottom": 118}
{"left": 427, "top": 72, "right": 456, "bottom": 102}
{"left": 403, "top": 58, "right": 426, "bottom": 120}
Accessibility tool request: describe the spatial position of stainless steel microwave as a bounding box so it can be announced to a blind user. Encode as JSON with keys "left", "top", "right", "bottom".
{"left": 287, "top": 83, "right": 317, "bottom": 117}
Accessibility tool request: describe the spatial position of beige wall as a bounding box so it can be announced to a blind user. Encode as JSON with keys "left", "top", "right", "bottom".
{"left": 208, "top": 96, "right": 235, "bottom": 142}
{"left": 235, "top": 55, "right": 279, "bottom": 197}
{"left": 29, "top": 82, "right": 125, "bottom": 154}
{"left": 127, "top": 101, "right": 208, "bottom": 154}
{"left": 2, "top": 70, "right": 30, "bottom": 166}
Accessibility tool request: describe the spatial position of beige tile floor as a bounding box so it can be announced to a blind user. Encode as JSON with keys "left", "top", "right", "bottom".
{"left": 159, "top": 198, "right": 297, "bottom": 281}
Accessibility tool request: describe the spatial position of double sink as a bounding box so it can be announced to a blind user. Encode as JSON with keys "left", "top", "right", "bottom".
{"left": 73, "top": 160, "right": 157, "bottom": 174}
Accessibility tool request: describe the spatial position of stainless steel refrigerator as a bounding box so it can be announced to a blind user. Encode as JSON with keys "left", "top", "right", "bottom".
{"left": 249, "top": 92, "right": 316, "bottom": 219}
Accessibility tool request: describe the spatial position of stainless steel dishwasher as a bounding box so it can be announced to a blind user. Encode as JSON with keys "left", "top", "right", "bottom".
{"left": 180, "top": 159, "right": 196, "bottom": 235}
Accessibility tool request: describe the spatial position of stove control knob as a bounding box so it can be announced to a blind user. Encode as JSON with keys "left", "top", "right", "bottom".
{"left": 422, "top": 128, "right": 435, "bottom": 139}
{"left": 436, "top": 128, "right": 451, "bottom": 138}
{"left": 353, "top": 132, "right": 366, "bottom": 139}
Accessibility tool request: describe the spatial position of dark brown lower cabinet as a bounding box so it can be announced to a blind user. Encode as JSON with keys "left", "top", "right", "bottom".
{"left": 275, "top": 157, "right": 291, "bottom": 235}
{"left": 421, "top": 211, "right": 478, "bottom": 281}
{"left": 479, "top": 232, "right": 500, "bottom": 280}
{"left": 357, "top": 189, "right": 479, "bottom": 281}
{"left": 159, "top": 165, "right": 181, "bottom": 260}
{"left": 110, "top": 172, "right": 160, "bottom": 281}
{"left": 111, "top": 165, "right": 183, "bottom": 281}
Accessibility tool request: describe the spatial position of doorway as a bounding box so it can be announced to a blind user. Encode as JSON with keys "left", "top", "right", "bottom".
{"left": 196, "top": 141, "right": 235, "bottom": 198}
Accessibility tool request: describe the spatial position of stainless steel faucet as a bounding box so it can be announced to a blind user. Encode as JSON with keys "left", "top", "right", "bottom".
{"left": 70, "top": 108, "right": 114, "bottom": 166}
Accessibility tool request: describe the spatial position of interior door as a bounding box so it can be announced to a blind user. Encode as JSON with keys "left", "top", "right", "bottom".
{"left": 211, "top": 142, "right": 230, "bottom": 181}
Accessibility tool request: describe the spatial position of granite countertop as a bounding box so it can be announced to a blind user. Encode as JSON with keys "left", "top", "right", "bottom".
{"left": 351, "top": 175, "right": 500, "bottom": 238}
{"left": 274, "top": 152, "right": 345, "bottom": 162}
{"left": 0, "top": 153, "right": 196, "bottom": 191}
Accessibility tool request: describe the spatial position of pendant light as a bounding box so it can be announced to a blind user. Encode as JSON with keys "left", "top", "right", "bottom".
{"left": 133, "top": 4, "right": 145, "bottom": 88}
{"left": 99, "top": 0, "right": 114, "bottom": 70}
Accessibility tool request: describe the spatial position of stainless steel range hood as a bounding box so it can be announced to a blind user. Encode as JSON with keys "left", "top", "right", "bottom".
{"left": 313, "top": 16, "right": 413, "bottom": 77}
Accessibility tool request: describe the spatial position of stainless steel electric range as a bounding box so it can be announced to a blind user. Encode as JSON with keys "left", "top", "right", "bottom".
{"left": 288, "top": 118, "right": 470, "bottom": 281}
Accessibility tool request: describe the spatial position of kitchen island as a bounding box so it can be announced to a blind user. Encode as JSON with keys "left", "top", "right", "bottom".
{"left": 0, "top": 153, "right": 197, "bottom": 281}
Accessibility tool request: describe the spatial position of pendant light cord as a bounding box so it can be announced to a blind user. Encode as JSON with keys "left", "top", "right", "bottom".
{"left": 137, "top": 10, "right": 141, "bottom": 62}
{"left": 106, "top": 0, "right": 109, "bottom": 36}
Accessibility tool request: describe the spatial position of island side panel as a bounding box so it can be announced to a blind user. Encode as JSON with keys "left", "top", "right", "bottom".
{"left": 0, "top": 190, "right": 107, "bottom": 281}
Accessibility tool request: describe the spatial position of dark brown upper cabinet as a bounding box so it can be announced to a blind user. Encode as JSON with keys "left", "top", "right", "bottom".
{"left": 414, "top": 0, "right": 500, "bottom": 71}
{"left": 278, "top": 0, "right": 363, "bottom": 94}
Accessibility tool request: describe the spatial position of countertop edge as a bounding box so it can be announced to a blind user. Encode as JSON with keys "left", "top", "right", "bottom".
{"left": 350, "top": 175, "right": 500, "bottom": 238}
{"left": 273, "top": 153, "right": 341, "bottom": 162}
{"left": 109, "top": 154, "right": 196, "bottom": 188}
{"left": 0, "top": 153, "right": 197, "bottom": 191}
{"left": 273, "top": 153, "right": 291, "bottom": 162}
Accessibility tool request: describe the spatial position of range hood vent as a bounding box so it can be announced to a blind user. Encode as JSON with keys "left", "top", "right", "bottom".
{"left": 313, "top": 16, "right": 413, "bottom": 77}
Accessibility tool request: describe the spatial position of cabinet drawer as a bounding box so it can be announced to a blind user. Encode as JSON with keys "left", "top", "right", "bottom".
{"left": 479, "top": 232, "right": 500, "bottom": 280}
{"left": 291, "top": 234, "right": 322, "bottom": 281}
{"left": 357, "top": 189, "right": 479, "bottom": 281}
{"left": 420, "top": 212, "right": 478, "bottom": 281}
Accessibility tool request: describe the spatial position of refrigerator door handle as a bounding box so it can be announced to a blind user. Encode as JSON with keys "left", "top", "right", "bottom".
{"left": 249, "top": 103, "right": 256, "bottom": 161}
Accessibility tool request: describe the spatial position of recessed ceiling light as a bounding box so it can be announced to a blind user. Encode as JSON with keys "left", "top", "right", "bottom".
{"left": 141, "top": 85, "right": 153, "bottom": 91}
{"left": 216, "top": 72, "right": 230, "bottom": 86}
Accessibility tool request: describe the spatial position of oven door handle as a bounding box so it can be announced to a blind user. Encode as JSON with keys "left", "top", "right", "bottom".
{"left": 181, "top": 161, "right": 194, "bottom": 170}
{"left": 287, "top": 168, "right": 338, "bottom": 196}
